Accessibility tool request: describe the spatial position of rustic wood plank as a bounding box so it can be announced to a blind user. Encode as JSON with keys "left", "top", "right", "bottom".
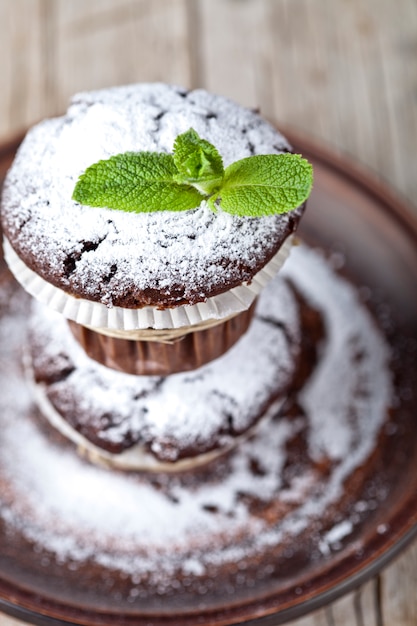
{"left": 380, "top": 539, "right": 417, "bottom": 626}
{"left": 53, "top": 0, "right": 191, "bottom": 114}
{"left": 327, "top": 584, "right": 380, "bottom": 626}
{"left": 355, "top": 578, "right": 380, "bottom": 626}
{"left": 196, "top": 0, "right": 417, "bottom": 210}
{"left": 0, "top": 0, "right": 192, "bottom": 138}
{"left": 195, "top": 0, "right": 276, "bottom": 111}
{"left": 0, "top": 0, "right": 44, "bottom": 139}
{"left": 267, "top": 0, "right": 417, "bottom": 209}
{"left": 286, "top": 581, "right": 381, "bottom": 626}
{"left": 287, "top": 605, "right": 334, "bottom": 626}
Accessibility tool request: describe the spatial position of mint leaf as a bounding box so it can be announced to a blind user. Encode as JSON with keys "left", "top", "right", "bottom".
{"left": 173, "top": 128, "right": 224, "bottom": 195}
{"left": 72, "top": 152, "right": 203, "bottom": 213}
{"left": 72, "top": 130, "right": 313, "bottom": 218}
{"left": 208, "top": 154, "right": 313, "bottom": 217}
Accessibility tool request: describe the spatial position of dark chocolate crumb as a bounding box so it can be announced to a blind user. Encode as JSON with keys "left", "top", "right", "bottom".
{"left": 63, "top": 236, "right": 108, "bottom": 278}
{"left": 247, "top": 141, "right": 256, "bottom": 155}
{"left": 102, "top": 264, "right": 117, "bottom": 284}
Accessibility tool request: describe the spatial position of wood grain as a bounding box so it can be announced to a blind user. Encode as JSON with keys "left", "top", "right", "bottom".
{"left": 194, "top": 0, "right": 417, "bottom": 211}
{"left": 0, "top": 0, "right": 416, "bottom": 624}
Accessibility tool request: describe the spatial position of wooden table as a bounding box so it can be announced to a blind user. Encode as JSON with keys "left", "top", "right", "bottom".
{"left": 0, "top": 1, "right": 416, "bottom": 624}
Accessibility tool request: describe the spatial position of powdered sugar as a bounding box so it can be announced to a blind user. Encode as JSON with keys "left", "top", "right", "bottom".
{"left": 282, "top": 245, "right": 392, "bottom": 462}
{"left": 28, "top": 275, "right": 299, "bottom": 460}
{"left": 1, "top": 84, "right": 299, "bottom": 308}
{"left": 0, "top": 244, "right": 393, "bottom": 592}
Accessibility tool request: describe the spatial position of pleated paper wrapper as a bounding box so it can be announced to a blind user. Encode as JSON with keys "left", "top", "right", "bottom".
{"left": 4, "top": 235, "right": 293, "bottom": 332}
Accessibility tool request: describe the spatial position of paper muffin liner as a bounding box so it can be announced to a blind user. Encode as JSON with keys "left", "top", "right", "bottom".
{"left": 4, "top": 235, "right": 293, "bottom": 331}
{"left": 68, "top": 303, "right": 256, "bottom": 376}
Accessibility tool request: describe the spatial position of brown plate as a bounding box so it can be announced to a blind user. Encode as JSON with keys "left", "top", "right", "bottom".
{"left": 0, "top": 131, "right": 416, "bottom": 626}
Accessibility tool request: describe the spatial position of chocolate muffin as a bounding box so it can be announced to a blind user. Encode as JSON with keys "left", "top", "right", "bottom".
{"left": 1, "top": 84, "right": 304, "bottom": 374}
{"left": 1, "top": 84, "right": 302, "bottom": 313}
{"left": 1, "top": 83, "right": 312, "bottom": 470}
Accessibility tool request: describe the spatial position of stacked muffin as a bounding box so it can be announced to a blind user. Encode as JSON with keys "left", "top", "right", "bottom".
{"left": 1, "top": 83, "right": 307, "bottom": 470}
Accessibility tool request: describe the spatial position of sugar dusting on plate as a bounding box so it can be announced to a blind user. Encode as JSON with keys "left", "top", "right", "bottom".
{"left": 0, "top": 244, "right": 393, "bottom": 592}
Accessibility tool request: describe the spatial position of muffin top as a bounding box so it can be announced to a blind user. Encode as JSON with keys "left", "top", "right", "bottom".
{"left": 1, "top": 83, "right": 303, "bottom": 309}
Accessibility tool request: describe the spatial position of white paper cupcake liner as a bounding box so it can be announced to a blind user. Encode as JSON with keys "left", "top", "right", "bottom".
{"left": 4, "top": 235, "right": 294, "bottom": 331}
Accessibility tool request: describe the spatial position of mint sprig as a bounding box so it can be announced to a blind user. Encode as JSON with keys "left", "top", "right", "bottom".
{"left": 173, "top": 128, "right": 224, "bottom": 195}
{"left": 72, "top": 128, "right": 313, "bottom": 218}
